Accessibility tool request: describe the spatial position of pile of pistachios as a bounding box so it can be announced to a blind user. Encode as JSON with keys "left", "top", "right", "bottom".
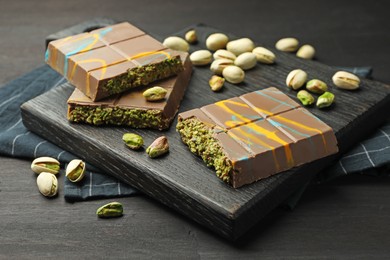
{"left": 31, "top": 157, "right": 86, "bottom": 197}
{"left": 163, "top": 31, "right": 361, "bottom": 108}
{"left": 163, "top": 30, "right": 277, "bottom": 92}
{"left": 285, "top": 68, "right": 360, "bottom": 108}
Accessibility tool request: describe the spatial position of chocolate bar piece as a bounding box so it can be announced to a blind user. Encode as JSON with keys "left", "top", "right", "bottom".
{"left": 176, "top": 87, "right": 338, "bottom": 188}
{"left": 67, "top": 52, "right": 192, "bottom": 130}
{"left": 46, "top": 22, "right": 184, "bottom": 101}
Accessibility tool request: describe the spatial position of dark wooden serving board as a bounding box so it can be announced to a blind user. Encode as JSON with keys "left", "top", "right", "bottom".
{"left": 21, "top": 22, "right": 390, "bottom": 240}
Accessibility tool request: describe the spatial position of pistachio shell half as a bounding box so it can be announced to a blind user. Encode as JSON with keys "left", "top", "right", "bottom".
{"left": 31, "top": 157, "right": 60, "bottom": 175}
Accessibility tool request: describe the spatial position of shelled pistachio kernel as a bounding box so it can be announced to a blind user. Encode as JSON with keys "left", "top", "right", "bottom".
{"left": 306, "top": 79, "right": 328, "bottom": 94}
{"left": 206, "top": 33, "right": 229, "bottom": 51}
{"left": 332, "top": 71, "right": 360, "bottom": 90}
{"left": 143, "top": 86, "right": 167, "bottom": 101}
{"left": 213, "top": 49, "right": 236, "bottom": 61}
{"left": 317, "top": 92, "right": 335, "bottom": 108}
{"left": 226, "top": 38, "right": 255, "bottom": 56}
{"left": 234, "top": 52, "right": 257, "bottom": 70}
{"left": 36, "top": 172, "right": 58, "bottom": 197}
{"left": 146, "top": 136, "right": 169, "bottom": 158}
{"left": 31, "top": 157, "right": 60, "bottom": 175}
{"left": 297, "top": 90, "right": 315, "bottom": 106}
{"left": 185, "top": 29, "right": 197, "bottom": 44}
{"left": 275, "top": 37, "right": 299, "bottom": 52}
{"left": 210, "top": 58, "right": 234, "bottom": 75}
{"left": 296, "top": 44, "right": 315, "bottom": 59}
{"left": 122, "top": 133, "right": 144, "bottom": 150}
{"left": 96, "top": 202, "right": 123, "bottom": 218}
{"left": 162, "top": 36, "right": 189, "bottom": 52}
{"left": 209, "top": 75, "right": 225, "bottom": 92}
{"left": 286, "top": 69, "right": 308, "bottom": 90}
{"left": 222, "top": 65, "right": 245, "bottom": 84}
{"left": 252, "top": 47, "right": 276, "bottom": 64}
{"left": 190, "top": 50, "right": 212, "bottom": 66}
{"left": 66, "top": 159, "right": 86, "bottom": 183}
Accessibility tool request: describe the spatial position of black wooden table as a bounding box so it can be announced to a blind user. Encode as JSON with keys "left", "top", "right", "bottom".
{"left": 1, "top": 0, "right": 389, "bottom": 258}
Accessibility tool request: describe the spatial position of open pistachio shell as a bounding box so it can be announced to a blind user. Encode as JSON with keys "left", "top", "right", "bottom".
{"left": 66, "top": 159, "right": 86, "bottom": 183}
{"left": 31, "top": 157, "right": 60, "bottom": 175}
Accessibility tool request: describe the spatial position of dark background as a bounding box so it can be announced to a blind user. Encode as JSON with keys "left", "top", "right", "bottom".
{"left": 1, "top": 0, "right": 389, "bottom": 258}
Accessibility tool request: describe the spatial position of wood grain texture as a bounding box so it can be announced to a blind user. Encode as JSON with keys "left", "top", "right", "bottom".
{"left": 20, "top": 23, "right": 390, "bottom": 240}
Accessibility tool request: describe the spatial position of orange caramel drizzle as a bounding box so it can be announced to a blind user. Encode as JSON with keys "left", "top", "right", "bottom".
{"left": 214, "top": 99, "right": 295, "bottom": 170}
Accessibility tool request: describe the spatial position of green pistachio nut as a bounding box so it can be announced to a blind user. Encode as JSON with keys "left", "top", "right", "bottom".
{"left": 306, "top": 79, "right": 328, "bottom": 94}
{"left": 143, "top": 86, "right": 168, "bottom": 101}
{"left": 297, "top": 90, "right": 315, "bottom": 106}
{"left": 31, "top": 157, "right": 60, "bottom": 175}
{"left": 316, "top": 91, "right": 335, "bottom": 108}
{"left": 146, "top": 136, "right": 169, "bottom": 158}
{"left": 122, "top": 133, "right": 144, "bottom": 150}
{"left": 66, "top": 159, "right": 86, "bottom": 183}
{"left": 96, "top": 202, "right": 123, "bottom": 218}
{"left": 209, "top": 75, "right": 225, "bottom": 92}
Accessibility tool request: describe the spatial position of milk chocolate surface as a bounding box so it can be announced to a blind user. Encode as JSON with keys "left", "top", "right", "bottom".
{"left": 177, "top": 87, "right": 338, "bottom": 188}
{"left": 67, "top": 52, "right": 192, "bottom": 130}
{"left": 46, "top": 22, "right": 184, "bottom": 101}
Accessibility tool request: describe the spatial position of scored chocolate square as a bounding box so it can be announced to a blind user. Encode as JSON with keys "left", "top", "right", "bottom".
{"left": 67, "top": 52, "right": 192, "bottom": 131}
{"left": 46, "top": 22, "right": 185, "bottom": 101}
{"left": 177, "top": 87, "right": 338, "bottom": 188}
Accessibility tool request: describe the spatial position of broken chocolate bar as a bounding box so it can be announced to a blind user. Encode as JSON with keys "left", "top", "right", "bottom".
{"left": 176, "top": 87, "right": 338, "bottom": 188}
{"left": 67, "top": 52, "right": 192, "bottom": 130}
{"left": 46, "top": 22, "right": 184, "bottom": 101}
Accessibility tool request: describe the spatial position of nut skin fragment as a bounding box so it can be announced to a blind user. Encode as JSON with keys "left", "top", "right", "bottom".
{"left": 286, "top": 69, "right": 308, "bottom": 90}
{"left": 146, "top": 136, "right": 169, "bottom": 158}
{"left": 316, "top": 91, "right": 335, "bottom": 108}
{"left": 252, "top": 47, "right": 275, "bottom": 64}
{"left": 31, "top": 157, "right": 60, "bottom": 175}
{"left": 143, "top": 86, "right": 167, "bottom": 101}
{"left": 306, "top": 79, "right": 328, "bottom": 94}
{"left": 297, "top": 90, "right": 315, "bottom": 106}
{"left": 222, "top": 65, "right": 245, "bottom": 84}
{"left": 163, "top": 36, "right": 189, "bottom": 52}
{"left": 66, "top": 159, "right": 86, "bottom": 183}
{"left": 332, "top": 71, "right": 360, "bottom": 90}
{"left": 122, "top": 133, "right": 144, "bottom": 150}
{"left": 190, "top": 50, "right": 212, "bottom": 66}
{"left": 96, "top": 202, "right": 123, "bottom": 218}
{"left": 209, "top": 75, "right": 225, "bottom": 92}
{"left": 296, "top": 44, "right": 315, "bottom": 59}
{"left": 206, "top": 33, "right": 229, "bottom": 51}
{"left": 275, "top": 37, "right": 299, "bottom": 52}
{"left": 36, "top": 172, "right": 58, "bottom": 197}
{"left": 185, "top": 29, "right": 197, "bottom": 44}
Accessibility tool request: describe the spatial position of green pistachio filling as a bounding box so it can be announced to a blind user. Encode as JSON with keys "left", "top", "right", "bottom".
{"left": 104, "top": 57, "right": 183, "bottom": 95}
{"left": 68, "top": 106, "right": 170, "bottom": 130}
{"left": 38, "top": 163, "right": 60, "bottom": 172}
{"left": 176, "top": 118, "right": 232, "bottom": 183}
